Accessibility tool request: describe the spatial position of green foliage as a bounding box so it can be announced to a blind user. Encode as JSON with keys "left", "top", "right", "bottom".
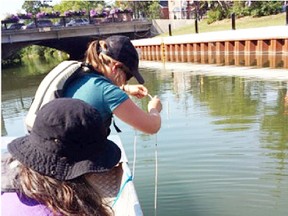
{"left": 206, "top": 9, "right": 225, "bottom": 24}
{"left": 232, "top": 1, "right": 250, "bottom": 17}
{"left": 230, "top": 1, "right": 283, "bottom": 18}
{"left": 39, "top": 7, "right": 55, "bottom": 14}
{"left": 148, "top": 1, "right": 161, "bottom": 20}
{"left": 36, "top": 46, "right": 46, "bottom": 57}
{"left": 22, "top": 1, "right": 42, "bottom": 14}
{"left": 1, "top": 53, "right": 22, "bottom": 68}
{"left": 19, "top": 45, "right": 68, "bottom": 60}
{"left": 53, "top": 0, "right": 104, "bottom": 15}
{"left": 114, "top": 0, "right": 130, "bottom": 9}
{"left": 207, "top": 1, "right": 284, "bottom": 23}
{"left": 206, "top": 1, "right": 231, "bottom": 24}
{"left": 158, "top": 13, "right": 285, "bottom": 37}
{"left": 249, "top": 1, "right": 283, "bottom": 17}
{"left": 115, "top": 0, "right": 156, "bottom": 19}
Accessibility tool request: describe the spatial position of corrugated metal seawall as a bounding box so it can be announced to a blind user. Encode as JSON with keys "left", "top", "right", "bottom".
{"left": 132, "top": 26, "right": 288, "bottom": 69}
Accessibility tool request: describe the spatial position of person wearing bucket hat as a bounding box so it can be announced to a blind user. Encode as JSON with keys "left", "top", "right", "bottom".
{"left": 63, "top": 35, "right": 162, "bottom": 135}
{"left": 1, "top": 98, "right": 119, "bottom": 216}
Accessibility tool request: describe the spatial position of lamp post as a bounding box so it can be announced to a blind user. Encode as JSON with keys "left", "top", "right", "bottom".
{"left": 286, "top": 4, "right": 288, "bottom": 25}
{"left": 186, "top": 0, "right": 190, "bottom": 19}
{"left": 231, "top": 13, "right": 236, "bottom": 30}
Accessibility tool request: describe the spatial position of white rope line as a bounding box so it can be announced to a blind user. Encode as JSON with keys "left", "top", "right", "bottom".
{"left": 148, "top": 93, "right": 153, "bottom": 100}
{"left": 154, "top": 133, "right": 158, "bottom": 215}
{"left": 132, "top": 129, "right": 137, "bottom": 179}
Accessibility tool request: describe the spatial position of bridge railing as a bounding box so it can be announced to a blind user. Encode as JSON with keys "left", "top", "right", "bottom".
{"left": 1, "top": 13, "right": 136, "bottom": 31}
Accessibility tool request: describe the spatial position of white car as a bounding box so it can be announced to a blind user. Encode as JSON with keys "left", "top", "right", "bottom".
{"left": 66, "top": 18, "right": 89, "bottom": 27}
{"left": 22, "top": 19, "right": 53, "bottom": 29}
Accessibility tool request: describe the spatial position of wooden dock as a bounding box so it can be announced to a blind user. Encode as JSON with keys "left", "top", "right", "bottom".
{"left": 132, "top": 26, "right": 288, "bottom": 69}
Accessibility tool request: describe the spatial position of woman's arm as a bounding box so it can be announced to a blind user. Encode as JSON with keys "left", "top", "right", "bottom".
{"left": 121, "top": 84, "right": 148, "bottom": 99}
{"left": 113, "top": 97, "right": 162, "bottom": 134}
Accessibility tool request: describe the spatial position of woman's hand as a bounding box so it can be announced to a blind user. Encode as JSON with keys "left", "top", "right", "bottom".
{"left": 148, "top": 95, "right": 162, "bottom": 113}
{"left": 114, "top": 97, "right": 162, "bottom": 134}
{"left": 123, "top": 84, "right": 148, "bottom": 99}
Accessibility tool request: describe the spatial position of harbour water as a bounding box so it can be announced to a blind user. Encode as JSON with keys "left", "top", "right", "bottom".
{"left": 1, "top": 59, "right": 288, "bottom": 216}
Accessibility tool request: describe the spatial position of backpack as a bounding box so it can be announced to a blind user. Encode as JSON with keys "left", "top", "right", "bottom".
{"left": 25, "top": 60, "right": 90, "bottom": 132}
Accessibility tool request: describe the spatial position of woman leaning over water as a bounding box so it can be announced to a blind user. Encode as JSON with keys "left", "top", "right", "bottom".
{"left": 63, "top": 35, "right": 162, "bottom": 134}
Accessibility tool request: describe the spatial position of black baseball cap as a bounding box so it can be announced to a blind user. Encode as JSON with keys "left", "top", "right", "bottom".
{"left": 104, "top": 35, "right": 145, "bottom": 84}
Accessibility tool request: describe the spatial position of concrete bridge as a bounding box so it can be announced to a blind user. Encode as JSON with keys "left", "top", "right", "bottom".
{"left": 1, "top": 20, "right": 152, "bottom": 60}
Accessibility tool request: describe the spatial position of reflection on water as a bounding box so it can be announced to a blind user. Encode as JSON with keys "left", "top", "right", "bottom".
{"left": 1, "top": 60, "right": 288, "bottom": 216}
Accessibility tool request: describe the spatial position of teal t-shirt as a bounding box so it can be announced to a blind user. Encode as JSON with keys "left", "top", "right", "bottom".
{"left": 63, "top": 73, "right": 129, "bottom": 128}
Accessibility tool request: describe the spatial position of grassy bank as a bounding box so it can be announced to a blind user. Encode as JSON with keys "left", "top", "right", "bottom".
{"left": 159, "top": 13, "right": 286, "bottom": 37}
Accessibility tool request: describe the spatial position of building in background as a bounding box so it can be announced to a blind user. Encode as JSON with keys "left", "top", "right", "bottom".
{"left": 167, "top": 0, "right": 202, "bottom": 20}
{"left": 168, "top": 0, "right": 181, "bottom": 19}
{"left": 159, "top": 0, "right": 169, "bottom": 19}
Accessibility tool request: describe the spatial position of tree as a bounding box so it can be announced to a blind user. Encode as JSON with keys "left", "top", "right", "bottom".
{"left": 148, "top": 0, "right": 161, "bottom": 19}
{"left": 115, "top": 0, "right": 158, "bottom": 19}
{"left": 22, "top": 1, "right": 43, "bottom": 14}
{"left": 206, "top": 1, "right": 283, "bottom": 24}
{"left": 53, "top": 0, "right": 105, "bottom": 15}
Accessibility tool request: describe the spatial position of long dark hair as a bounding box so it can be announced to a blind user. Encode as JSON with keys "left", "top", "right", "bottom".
{"left": 16, "top": 161, "right": 112, "bottom": 216}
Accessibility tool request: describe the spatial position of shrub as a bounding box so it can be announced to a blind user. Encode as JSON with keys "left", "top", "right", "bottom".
{"left": 250, "top": 1, "right": 283, "bottom": 17}
{"left": 206, "top": 9, "right": 224, "bottom": 24}
{"left": 232, "top": 1, "right": 283, "bottom": 17}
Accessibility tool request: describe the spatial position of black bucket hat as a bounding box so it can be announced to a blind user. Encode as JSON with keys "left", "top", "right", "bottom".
{"left": 103, "top": 35, "right": 145, "bottom": 84}
{"left": 8, "top": 98, "right": 121, "bottom": 181}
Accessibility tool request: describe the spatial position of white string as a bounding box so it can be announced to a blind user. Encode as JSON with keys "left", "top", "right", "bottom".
{"left": 147, "top": 93, "right": 159, "bottom": 214}
{"left": 154, "top": 133, "right": 158, "bottom": 215}
{"left": 147, "top": 93, "right": 153, "bottom": 100}
{"left": 132, "top": 129, "right": 137, "bottom": 179}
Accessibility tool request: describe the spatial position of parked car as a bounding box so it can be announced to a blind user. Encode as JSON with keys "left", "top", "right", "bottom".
{"left": 7, "top": 23, "right": 25, "bottom": 30}
{"left": 22, "top": 19, "right": 53, "bottom": 29}
{"left": 66, "top": 18, "right": 89, "bottom": 27}
{"left": 54, "top": 19, "right": 65, "bottom": 28}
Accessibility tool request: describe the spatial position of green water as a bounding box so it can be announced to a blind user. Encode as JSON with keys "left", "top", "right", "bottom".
{"left": 1, "top": 59, "right": 288, "bottom": 216}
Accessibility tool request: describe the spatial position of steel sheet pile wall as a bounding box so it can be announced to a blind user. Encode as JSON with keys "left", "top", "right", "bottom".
{"left": 133, "top": 26, "right": 288, "bottom": 69}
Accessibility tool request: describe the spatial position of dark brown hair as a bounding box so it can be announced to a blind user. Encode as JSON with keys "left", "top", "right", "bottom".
{"left": 17, "top": 162, "right": 112, "bottom": 216}
{"left": 84, "top": 40, "right": 127, "bottom": 86}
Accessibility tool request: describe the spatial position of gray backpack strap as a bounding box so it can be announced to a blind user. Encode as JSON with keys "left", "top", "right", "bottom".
{"left": 25, "top": 61, "right": 82, "bottom": 132}
{"left": 54, "top": 63, "right": 90, "bottom": 98}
